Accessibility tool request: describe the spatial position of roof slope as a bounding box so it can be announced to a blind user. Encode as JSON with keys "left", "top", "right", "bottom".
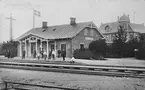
{"left": 129, "top": 23, "right": 145, "bottom": 33}
{"left": 99, "top": 21, "right": 145, "bottom": 34}
{"left": 16, "top": 21, "right": 99, "bottom": 41}
{"left": 99, "top": 22, "right": 120, "bottom": 33}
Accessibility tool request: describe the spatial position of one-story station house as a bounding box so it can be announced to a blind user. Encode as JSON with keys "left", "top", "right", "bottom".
{"left": 16, "top": 18, "right": 104, "bottom": 58}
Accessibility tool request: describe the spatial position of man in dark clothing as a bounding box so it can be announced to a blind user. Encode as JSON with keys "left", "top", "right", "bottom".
{"left": 41, "top": 48, "right": 44, "bottom": 58}
{"left": 61, "top": 49, "right": 66, "bottom": 61}
{"left": 22, "top": 50, "right": 25, "bottom": 59}
{"left": 57, "top": 50, "right": 61, "bottom": 58}
{"left": 7, "top": 50, "right": 10, "bottom": 59}
{"left": 34, "top": 50, "right": 36, "bottom": 58}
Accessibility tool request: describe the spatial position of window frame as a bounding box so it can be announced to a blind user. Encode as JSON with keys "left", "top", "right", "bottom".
{"left": 79, "top": 43, "right": 85, "bottom": 50}
{"left": 84, "top": 28, "right": 88, "bottom": 36}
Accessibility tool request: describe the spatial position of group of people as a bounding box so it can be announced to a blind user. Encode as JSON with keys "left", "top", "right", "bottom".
{"left": 36, "top": 49, "right": 66, "bottom": 61}
{"left": 21, "top": 49, "right": 66, "bottom": 61}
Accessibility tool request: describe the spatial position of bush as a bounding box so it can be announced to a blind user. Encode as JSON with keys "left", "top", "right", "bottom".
{"left": 73, "top": 48, "right": 105, "bottom": 60}
{"left": 136, "top": 34, "right": 145, "bottom": 59}
{"left": 73, "top": 48, "right": 92, "bottom": 59}
{"left": 89, "top": 39, "right": 107, "bottom": 59}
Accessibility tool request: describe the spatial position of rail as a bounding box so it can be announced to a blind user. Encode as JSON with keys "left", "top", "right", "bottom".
{"left": 2, "top": 81, "right": 79, "bottom": 90}
{"left": 0, "top": 62, "right": 145, "bottom": 78}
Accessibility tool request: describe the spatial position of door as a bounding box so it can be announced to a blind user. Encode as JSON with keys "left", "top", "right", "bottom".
{"left": 61, "top": 44, "right": 66, "bottom": 51}
{"left": 50, "top": 44, "right": 55, "bottom": 51}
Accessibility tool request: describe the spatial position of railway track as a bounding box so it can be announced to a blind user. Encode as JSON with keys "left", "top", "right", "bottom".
{"left": 2, "top": 81, "right": 78, "bottom": 90}
{"left": 0, "top": 62, "right": 145, "bottom": 78}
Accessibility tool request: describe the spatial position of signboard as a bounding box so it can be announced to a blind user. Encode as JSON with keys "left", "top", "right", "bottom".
{"left": 85, "top": 37, "right": 94, "bottom": 41}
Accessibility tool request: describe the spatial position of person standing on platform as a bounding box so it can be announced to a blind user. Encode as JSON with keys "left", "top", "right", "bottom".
{"left": 22, "top": 50, "right": 25, "bottom": 59}
{"left": 52, "top": 49, "right": 56, "bottom": 60}
{"left": 37, "top": 52, "right": 40, "bottom": 60}
{"left": 61, "top": 49, "right": 66, "bottom": 61}
{"left": 7, "top": 50, "right": 10, "bottom": 59}
{"left": 43, "top": 51, "right": 47, "bottom": 60}
{"left": 34, "top": 50, "right": 36, "bottom": 58}
{"left": 48, "top": 50, "right": 52, "bottom": 60}
{"left": 41, "top": 48, "right": 44, "bottom": 58}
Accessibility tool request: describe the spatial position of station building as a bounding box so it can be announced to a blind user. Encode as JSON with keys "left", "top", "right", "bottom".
{"left": 16, "top": 18, "right": 104, "bottom": 58}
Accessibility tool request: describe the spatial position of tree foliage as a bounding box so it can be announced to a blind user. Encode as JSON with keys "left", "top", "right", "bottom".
{"left": 136, "top": 34, "right": 145, "bottom": 59}
{"left": 89, "top": 39, "right": 107, "bottom": 59}
{"left": 112, "top": 25, "right": 128, "bottom": 57}
{"left": 1, "top": 40, "right": 18, "bottom": 58}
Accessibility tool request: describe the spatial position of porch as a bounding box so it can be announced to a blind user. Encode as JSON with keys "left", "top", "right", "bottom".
{"left": 18, "top": 35, "right": 57, "bottom": 58}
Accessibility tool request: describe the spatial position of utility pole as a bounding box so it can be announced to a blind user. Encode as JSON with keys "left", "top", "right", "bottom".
{"left": 33, "top": 9, "right": 35, "bottom": 28}
{"left": 6, "top": 13, "right": 15, "bottom": 41}
{"left": 133, "top": 11, "right": 136, "bottom": 23}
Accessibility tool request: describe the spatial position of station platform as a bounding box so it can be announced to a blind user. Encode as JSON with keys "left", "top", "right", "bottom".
{"left": 0, "top": 56, "right": 145, "bottom": 67}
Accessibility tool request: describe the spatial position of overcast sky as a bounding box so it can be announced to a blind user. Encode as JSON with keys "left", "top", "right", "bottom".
{"left": 0, "top": 0, "right": 145, "bottom": 42}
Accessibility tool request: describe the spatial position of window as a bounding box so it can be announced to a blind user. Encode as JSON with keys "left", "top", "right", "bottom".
{"left": 80, "top": 43, "right": 84, "bottom": 50}
{"left": 90, "top": 29, "right": 94, "bottom": 36}
{"left": 84, "top": 29, "right": 88, "bottom": 36}
{"left": 106, "top": 35, "right": 110, "bottom": 41}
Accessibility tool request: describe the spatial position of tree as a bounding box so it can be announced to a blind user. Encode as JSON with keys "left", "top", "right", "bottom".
{"left": 89, "top": 39, "right": 107, "bottom": 59}
{"left": 112, "top": 25, "right": 127, "bottom": 57}
{"left": 136, "top": 34, "right": 145, "bottom": 59}
{"left": 125, "top": 37, "right": 139, "bottom": 57}
{"left": 1, "top": 40, "right": 18, "bottom": 58}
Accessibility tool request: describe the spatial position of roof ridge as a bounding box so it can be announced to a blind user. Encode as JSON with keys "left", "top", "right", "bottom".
{"left": 130, "top": 23, "right": 144, "bottom": 25}
{"left": 46, "top": 21, "right": 92, "bottom": 27}
{"left": 31, "top": 21, "right": 93, "bottom": 30}
{"left": 101, "top": 21, "right": 118, "bottom": 25}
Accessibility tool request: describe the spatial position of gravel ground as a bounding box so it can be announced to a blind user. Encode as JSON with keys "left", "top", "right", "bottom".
{"left": 0, "top": 68, "right": 145, "bottom": 90}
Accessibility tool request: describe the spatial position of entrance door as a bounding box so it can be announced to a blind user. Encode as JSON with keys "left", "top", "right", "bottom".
{"left": 31, "top": 43, "right": 35, "bottom": 57}
{"left": 50, "top": 44, "right": 55, "bottom": 51}
{"left": 61, "top": 44, "right": 66, "bottom": 51}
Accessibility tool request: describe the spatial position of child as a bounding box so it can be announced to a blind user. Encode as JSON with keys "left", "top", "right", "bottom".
{"left": 52, "top": 49, "right": 56, "bottom": 60}
{"left": 37, "top": 52, "right": 41, "bottom": 60}
{"left": 70, "top": 57, "right": 75, "bottom": 64}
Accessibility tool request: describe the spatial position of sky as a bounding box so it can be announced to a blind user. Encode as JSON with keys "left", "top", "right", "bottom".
{"left": 0, "top": 0, "right": 145, "bottom": 42}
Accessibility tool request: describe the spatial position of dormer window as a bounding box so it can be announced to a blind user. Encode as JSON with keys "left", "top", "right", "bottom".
{"left": 105, "top": 25, "right": 111, "bottom": 32}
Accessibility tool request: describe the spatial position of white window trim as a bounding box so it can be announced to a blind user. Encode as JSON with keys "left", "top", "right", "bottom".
{"left": 84, "top": 29, "right": 88, "bottom": 36}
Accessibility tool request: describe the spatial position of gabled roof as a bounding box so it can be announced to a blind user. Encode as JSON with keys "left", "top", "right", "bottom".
{"left": 16, "top": 21, "right": 101, "bottom": 41}
{"left": 99, "top": 14, "right": 145, "bottom": 34}
{"left": 99, "top": 22, "right": 145, "bottom": 34}
{"left": 129, "top": 23, "right": 145, "bottom": 33}
{"left": 99, "top": 21, "right": 120, "bottom": 33}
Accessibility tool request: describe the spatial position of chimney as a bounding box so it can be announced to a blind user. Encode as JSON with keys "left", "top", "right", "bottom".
{"left": 70, "top": 17, "right": 76, "bottom": 25}
{"left": 42, "top": 21, "right": 47, "bottom": 28}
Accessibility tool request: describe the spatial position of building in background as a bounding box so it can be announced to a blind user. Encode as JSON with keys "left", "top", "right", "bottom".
{"left": 99, "top": 14, "right": 145, "bottom": 43}
{"left": 16, "top": 18, "right": 104, "bottom": 58}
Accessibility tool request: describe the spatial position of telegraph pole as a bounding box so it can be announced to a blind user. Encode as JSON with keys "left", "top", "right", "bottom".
{"left": 6, "top": 13, "right": 15, "bottom": 41}
{"left": 33, "top": 9, "right": 35, "bottom": 28}
{"left": 133, "top": 11, "right": 136, "bottom": 23}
